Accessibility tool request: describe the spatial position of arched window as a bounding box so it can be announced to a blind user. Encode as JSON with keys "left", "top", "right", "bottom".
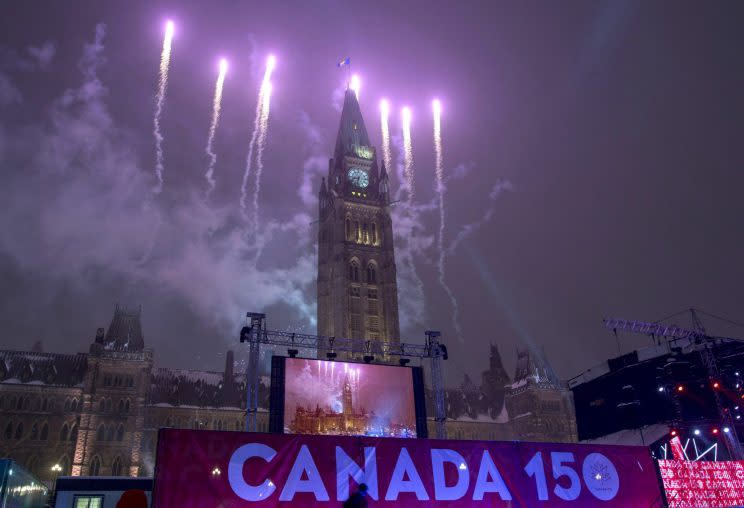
{"left": 60, "top": 424, "right": 69, "bottom": 442}
{"left": 349, "top": 260, "right": 360, "bottom": 282}
{"left": 23, "top": 398, "right": 30, "bottom": 410}
{"left": 15, "top": 422, "right": 23, "bottom": 440}
{"left": 16, "top": 397, "right": 24, "bottom": 410}
{"left": 41, "top": 399, "right": 48, "bottom": 411}
{"left": 41, "top": 422, "right": 49, "bottom": 441}
{"left": 354, "top": 221, "right": 360, "bottom": 242}
{"left": 111, "top": 456, "right": 123, "bottom": 476}
{"left": 4, "top": 422, "right": 13, "bottom": 439}
{"left": 106, "top": 399, "right": 112, "bottom": 412}
{"left": 70, "top": 398, "right": 78, "bottom": 412}
{"left": 90, "top": 456, "right": 101, "bottom": 476}
{"left": 116, "top": 424, "right": 124, "bottom": 441}
{"left": 371, "top": 223, "right": 377, "bottom": 244}
{"left": 99, "top": 400, "right": 105, "bottom": 412}
{"left": 362, "top": 223, "right": 369, "bottom": 243}
{"left": 345, "top": 219, "right": 351, "bottom": 240}
{"left": 96, "top": 424, "right": 105, "bottom": 441}
{"left": 64, "top": 398, "right": 71, "bottom": 412}
{"left": 124, "top": 399, "right": 130, "bottom": 413}
{"left": 367, "top": 264, "right": 376, "bottom": 284}
{"left": 118, "top": 399, "right": 124, "bottom": 413}
{"left": 69, "top": 423, "right": 77, "bottom": 442}
{"left": 31, "top": 422, "right": 39, "bottom": 440}
{"left": 106, "top": 425, "right": 114, "bottom": 441}
{"left": 59, "top": 455, "right": 70, "bottom": 475}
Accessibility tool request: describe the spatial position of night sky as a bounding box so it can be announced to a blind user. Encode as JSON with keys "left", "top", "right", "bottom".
{"left": 1, "top": 1, "right": 743, "bottom": 385}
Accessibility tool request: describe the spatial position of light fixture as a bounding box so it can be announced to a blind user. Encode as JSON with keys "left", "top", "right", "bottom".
{"left": 713, "top": 381, "right": 720, "bottom": 389}
{"left": 712, "top": 428, "right": 719, "bottom": 435}
{"left": 211, "top": 466, "right": 221, "bottom": 477}
{"left": 723, "top": 427, "right": 731, "bottom": 433}
{"left": 670, "top": 429, "right": 678, "bottom": 437}
{"left": 676, "top": 385, "right": 684, "bottom": 392}
{"left": 694, "top": 429, "right": 701, "bottom": 436}
{"left": 658, "top": 386, "right": 665, "bottom": 392}
{"left": 51, "top": 464, "right": 62, "bottom": 472}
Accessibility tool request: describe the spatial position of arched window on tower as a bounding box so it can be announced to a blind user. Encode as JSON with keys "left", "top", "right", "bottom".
{"left": 367, "top": 263, "right": 376, "bottom": 284}
{"left": 362, "top": 223, "right": 369, "bottom": 244}
{"left": 116, "top": 424, "right": 124, "bottom": 441}
{"left": 106, "top": 425, "right": 114, "bottom": 442}
{"left": 96, "top": 424, "right": 105, "bottom": 441}
{"left": 349, "top": 260, "right": 360, "bottom": 282}
{"left": 90, "top": 456, "right": 101, "bottom": 476}
{"left": 124, "top": 399, "right": 130, "bottom": 413}
{"left": 345, "top": 219, "right": 351, "bottom": 240}
{"left": 111, "top": 456, "right": 123, "bottom": 476}
{"left": 40, "top": 422, "right": 48, "bottom": 441}
{"left": 354, "top": 221, "right": 360, "bottom": 243}
{"left": 4, "top": 422, "right": 12, "bottom": 440}
{"left": 371, "top": 223, "right": 377, "bottom": 245}
{"left": 15, "top": 422, "right": 23, "bottom": 440}
{"left": 31, "top": 422, "right": 39, "bottom": 440}
{"left": 60, "top": 423, "right": 69, "bottom": 442}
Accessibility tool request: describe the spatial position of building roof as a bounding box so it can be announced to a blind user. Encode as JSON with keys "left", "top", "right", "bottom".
{"left": 0, "top": 350, "right": 87, "bottom": 387}
{"left": 333, "top": 88, "right": 371, "bottom": 161}
{"left": 103, "top": 305, "right": 144, "bottom": 351}
{"left": 148, "top": 367, "right": 249, "bottom": 409}
{"left": 511, "top": 347, "right": 563, "bottom": 389}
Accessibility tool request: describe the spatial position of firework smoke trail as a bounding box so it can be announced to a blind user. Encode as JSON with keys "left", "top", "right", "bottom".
{"left": 401, "top": 106, "right": 414, "bottom": 202}
{"left": 153, "top": 20, "right": 174, "bottom": 194}
{"left": 251, "top": 78, "right": 273, "bottom": 237}
{"left": 380, "top": 99, "right": 392, "bottom": 174}
{"left": 432, "top": 99, "right": 463, "bottom": 342}
{"left": 204, "top": 58, "right": 228, "bottom": 200}
{"left": 240, "top": 54, "right": 276, "bottom": 220}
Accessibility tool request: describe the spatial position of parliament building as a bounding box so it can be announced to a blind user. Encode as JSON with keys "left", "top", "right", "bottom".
{"left": 0, "top": 86, "right": 576, "bottom": 484}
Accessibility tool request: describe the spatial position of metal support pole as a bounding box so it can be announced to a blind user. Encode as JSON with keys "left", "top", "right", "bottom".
{"left": 699, "top": 345, "right": 743, "bottom": 460}
{"left": 426, "top": 330, "right": 447, "bottom": 440}
{"left": 245, "top": 313, "right": 265, "bottom": 432}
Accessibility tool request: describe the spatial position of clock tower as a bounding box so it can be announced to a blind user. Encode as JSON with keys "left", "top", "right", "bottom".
{"left": 317, "top": 88, "right": 400, "bottom": 358}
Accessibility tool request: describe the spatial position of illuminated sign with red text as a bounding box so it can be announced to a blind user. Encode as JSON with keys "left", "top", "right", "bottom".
{"left": 658, "top": 460, "right": 744, "bottom": 508}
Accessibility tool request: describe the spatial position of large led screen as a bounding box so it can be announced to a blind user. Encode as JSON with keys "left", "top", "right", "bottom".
{"left": 283, "top": 358, "right": 417, "bottom": 438}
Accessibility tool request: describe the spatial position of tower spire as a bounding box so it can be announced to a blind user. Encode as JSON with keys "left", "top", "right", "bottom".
{"left": 333, "top": 89, "right": 371, "bottom": 162}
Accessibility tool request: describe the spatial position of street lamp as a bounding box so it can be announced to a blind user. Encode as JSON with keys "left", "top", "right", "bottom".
{"left": 51, "top": 464, "right": 62, "bottom": 473}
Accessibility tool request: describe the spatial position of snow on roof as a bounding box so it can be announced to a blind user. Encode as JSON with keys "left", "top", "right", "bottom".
{"left": 581, "top": 423, "right": 670, "bottom": 447}
{"left": 0, "top": 350, "right": 87, "bottom": 387}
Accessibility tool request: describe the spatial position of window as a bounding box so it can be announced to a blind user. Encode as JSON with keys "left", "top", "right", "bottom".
{"left": 354, "top": 222, "right": 360, "bottom": 242}
{"left": 362, "top": 223, "right": 369, "bottom": 243}
{"left": 16, "top": 397, "right": 24, "bottom": 410}
{"left": 349, "top": 286, "right": 360, "bottom": 297}
{"left": 105, "top": 399, "right": 111, "bottom": 412}
{"left": 31, "top": 422, "right": 39, "bottom": 440}
{"left": 96, "top": 424, "right": 105, "bottom": 441}
{"left": 103, "top": 375, "right": 111, "bottom": 387}
{"left": 367, "top": 300, "right": 378, "bottom": 315}
{"left": 368, "top": 316, "right": 380, "bottom": 332}
{"left": 368, "top": 288, "right": 378, "bottom": 299}
{"left": 71, "top": 398, "right": 78, "bottom": 412}
{"left": 116, "top": 424, "right": 124, "bottom": 441}
{"left": 89, "top": 456, "right": 101, "bottom": 477}
{"left": 124, "top": 399, "right": 130, "bottom": 413}
{"left": 60, "top": 424, "right": 69, "bottom": 442}
{"left": 106, "top": 425, "right": 114, "bottom": 441}
{"left": 41, "top": 399, "right": 48, "bottom": 411}
{"left": 40, "top": 422, "right": 48, "bottom": 440}
{"left": 64, "top": 398, "right": 71, "bottom": 412}
{"left": 74, "top": 495, "right": 103, "bottom": 508}
{"left": 348, "top": 260, "right": 359, "bottom": 282}
{"left": 118, "top": 399, "right": 124, "bottom": 413}
{"left": 371, "top": 223, "right": 377, "bottom": 244}
{"left": 99, "top": 400, "right": 105, "bottom": 412}
{"left": 350, "top": 315, "right": 362, "bottom": 333}
{"left": 345, "top": 219, "right": 351, "bottom": 240}
{"left": 15, "top": 423, "right": 23, "bottom": 440}
{"left": 4, "top": 422, "right": 13, "bottom": 440}
{"left": 111, "top": 456, "right": 123, "bottom": 476}
{"left": 69, "top": 423, "right": 77, "bottom": 442}
{"left": 367, "top": 264, "right": 376, "bottom": 284}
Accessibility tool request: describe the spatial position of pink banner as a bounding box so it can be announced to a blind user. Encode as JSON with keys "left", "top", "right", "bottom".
{"left": 658, "top": 460, "right": 744, "bottom": 507}
{"left": 152, "top": 429, "right": 662, "bottom": 507}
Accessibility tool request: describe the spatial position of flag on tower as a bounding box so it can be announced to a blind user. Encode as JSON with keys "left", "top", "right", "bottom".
{"left": 337, "top": 57, "right": 350, "bottom": 67}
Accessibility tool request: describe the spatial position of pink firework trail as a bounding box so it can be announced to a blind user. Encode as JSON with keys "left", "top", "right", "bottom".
{"left": 153, "top": 20, "right": 174, "bottom": 194}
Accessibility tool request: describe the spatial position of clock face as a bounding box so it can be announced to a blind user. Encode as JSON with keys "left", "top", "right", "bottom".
{"left": 354, "top": 145, "right": 374, "bottom": 159}
{"left": 347, "top": 167, "right": 369, "bottom": 189}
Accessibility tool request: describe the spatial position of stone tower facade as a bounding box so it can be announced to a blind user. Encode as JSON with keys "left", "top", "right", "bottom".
{"left": 317, "top": 88, "right": 400, "bottom": 357}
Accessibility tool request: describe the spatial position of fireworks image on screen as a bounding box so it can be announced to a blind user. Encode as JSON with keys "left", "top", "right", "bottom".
{"left": 284, "top": 358, "right": 417, "bottom": 438}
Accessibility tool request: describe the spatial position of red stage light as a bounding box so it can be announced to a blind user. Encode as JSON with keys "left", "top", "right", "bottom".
{"left": 670, "top": 429, "right": 678, "bottom": 436}
{"left": 676, "top": 385, "right": 684, "bottom": 392}
{"left": 713, "top": 382, "right": 720, "bottom": 389}
{"left": 712, "top": 428, "right": 719, "bottom": 434}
